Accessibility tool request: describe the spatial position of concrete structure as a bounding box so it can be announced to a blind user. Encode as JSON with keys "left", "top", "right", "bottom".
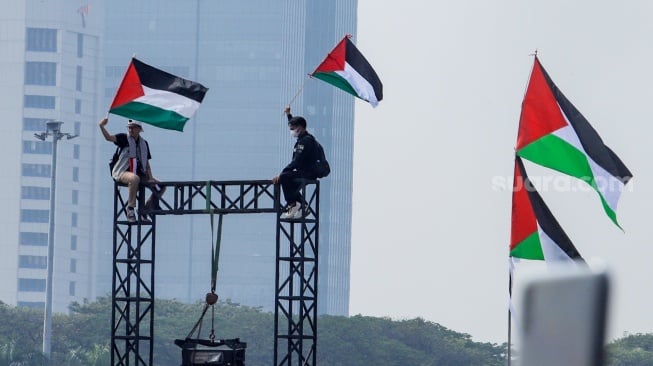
{"left": 0, "top": 2, "right": 104, "bottom": 312}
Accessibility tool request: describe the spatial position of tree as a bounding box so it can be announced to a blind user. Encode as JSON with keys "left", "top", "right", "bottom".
{"left": 6, "top": 298, "right": 653, "bottom": 365}
{"left": 605, "top": 333, "right": 653, "bottom": 366}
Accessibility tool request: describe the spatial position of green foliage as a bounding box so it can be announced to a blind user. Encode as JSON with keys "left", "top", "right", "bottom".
{"left": 605, "top": 333, "right": 653, "bottom": 366}
{"left": 7, "top": 299, "right": 652, "bottom": 365}
{"left": 318, "top": 316, "right": 506, "bottom": 366}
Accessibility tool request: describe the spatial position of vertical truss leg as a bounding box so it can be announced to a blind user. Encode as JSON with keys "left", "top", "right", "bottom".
{"left": 275, "top": 180, "right": 319, "bottom": 366}
{"left": 112, "top": 182, "right": 156, "bottom": 366}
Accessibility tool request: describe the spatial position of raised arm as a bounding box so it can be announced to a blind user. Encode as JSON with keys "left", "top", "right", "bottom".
{"left": 284, "top": 106, "right": 292, "bottom": 121}
{"left": 98, "top": 117, "right": 117, "bottom": 143}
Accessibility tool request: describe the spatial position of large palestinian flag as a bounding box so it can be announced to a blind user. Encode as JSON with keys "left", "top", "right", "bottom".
{"left": 516, "top": 56, "right": 632, "bottom": 227}
{"left": 311, "top": 35, "right": 383, "bottom": 107}
{"left": 510, "top": 157, "right": 584, "bottom": 263}
{"left": 109, "top": 58, "right": 208, "bottom": 131}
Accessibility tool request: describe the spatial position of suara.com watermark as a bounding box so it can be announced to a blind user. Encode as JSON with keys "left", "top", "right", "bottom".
{"left": 491, "top": 175, "right": 634, "bottom": 193}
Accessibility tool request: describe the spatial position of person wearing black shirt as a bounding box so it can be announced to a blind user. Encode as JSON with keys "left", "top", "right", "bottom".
{"left": 272, "top": 107, "right": 319, "bottom": 219}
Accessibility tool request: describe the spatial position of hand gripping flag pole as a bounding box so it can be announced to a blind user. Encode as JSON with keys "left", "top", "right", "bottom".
{"left": 285, "top": 34, "right": 383, "bottom": 109}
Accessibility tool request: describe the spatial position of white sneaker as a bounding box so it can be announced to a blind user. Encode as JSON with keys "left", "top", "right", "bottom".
{"left": 292, "top": 205, "right": 305, "bottom": 219}
{"left": 281, "top": 203, "right": 300, "bottom": 219}
{"left": 125, "top": 207, "right": 137, "bottom": 223}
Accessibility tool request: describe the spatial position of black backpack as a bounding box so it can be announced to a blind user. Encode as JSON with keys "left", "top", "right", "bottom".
{"left": 313, "top": 140, "right": 330, "bottom": 178}
{"left": 109, "top": 146, "right": 123, "bottom": 175}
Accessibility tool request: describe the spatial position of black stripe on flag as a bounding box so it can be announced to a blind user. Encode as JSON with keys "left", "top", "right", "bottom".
{"left": 133, "top": 58, "right": 208, "bottom": 103}
{"left": 345, "top": 38, "right": 383, "bottom": 103}
{"left": 517, "top": 157, "right": 585, "bottom": 262}
{"left": 538, "top": 61, "right": 632, "bottom": 185}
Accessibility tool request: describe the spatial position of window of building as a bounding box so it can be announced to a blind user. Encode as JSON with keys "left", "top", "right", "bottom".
{"left": 71, "top": 235, "right": 77, "bottom": 250}
{"left": 69, "top": 281, "right": 76, "bottom": 296}
{"left": 77, "top": 33, "right": 83, "bottom": 58}
{"left": 72, "top": 167, "right": 79, "bottom": 182}
{"left": 23, "top": 118, "right": 48, "bottom": 132}
{"left": 75, "top": 99, "right": 81, "bottom": 114}
{"left": 73, "top": 144, "right": 80, "bottom": 159}
{"left": 20, "top": 209, "right": 49, "bottom": 223}
{"left": 71, "top": 212, "right": 78, "bottom": 227}
{"left": 23, "top": 140, "right": 53, "bottom": 154}
{"left": 26, "top": 28, "right": 57, "bottom": 52}
{"left": 74, "top": 121, "right": 81, "bottom": 136}
{"left": 25, "top": 62, "right": 56, "bottom": 86}
{"left": 17, "top": 301, "right": 44, "bottom": 309}
{"left": 72, "top": 189, "right": 79, "bottom": 205}
{"left": 22, "top": 163, "right": 51, "bottom": 177}
{"left": 18, "top": 278, "right": 46, "bottom": 292}
{"left": 70, "top": 258, "right": 77, "bottom": 273}
{"left": 22, "top": 186, "right": 50, "bottom": 200}
{"left": 20, "top": 232, "right": 48, "bottom": 246}
{"left": 75, "top": 65, "right": 82, "bottom": 91}
{"left": 24, "top": 95, "right": 55, "bottom": 109}
{"left": 19, "top": 255, "right": 47, "bottom": 269}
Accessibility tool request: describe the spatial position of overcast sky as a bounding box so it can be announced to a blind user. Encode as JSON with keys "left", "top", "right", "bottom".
{"left": 350, "top": 0, "right": 653, "bottom": 344}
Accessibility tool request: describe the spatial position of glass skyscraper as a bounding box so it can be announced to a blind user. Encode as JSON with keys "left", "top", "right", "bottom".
{"left": 0, "top": 1, "right": 356, "bottom": 317}
{"left": 99, "top": 1, "right": 357, "bottom": 315}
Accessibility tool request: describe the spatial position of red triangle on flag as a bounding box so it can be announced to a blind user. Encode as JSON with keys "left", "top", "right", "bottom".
{"left": 110, "top": 60, "right": 145, "bottom": 109}
{"left": 510, "top": 158, "right": 537, "bottom": 251}
{"left": 516, "top": 58, "right": 568, "bottom": 150}
{"left": 312, "top": 37, "right": 347, "bottom": 74}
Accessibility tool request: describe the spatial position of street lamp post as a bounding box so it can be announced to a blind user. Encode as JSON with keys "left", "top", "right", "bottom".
{"left": 34, "top": 121, "right": 77, "bottom": 363}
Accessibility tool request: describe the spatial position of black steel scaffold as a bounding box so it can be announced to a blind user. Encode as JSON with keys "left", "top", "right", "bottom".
{"left": 111, "top": 179, "right": 320, "bottom": 366}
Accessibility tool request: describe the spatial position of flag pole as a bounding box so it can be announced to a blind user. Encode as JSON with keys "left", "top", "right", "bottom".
{"left": 286, "top": 75, "right": 309, "bottom": 108}
{"left": 507, "top": 269, "right": 513, "bottom": 366}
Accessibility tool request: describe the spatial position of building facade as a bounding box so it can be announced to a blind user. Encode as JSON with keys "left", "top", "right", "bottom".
{"left": 0, "top": 0, "right": 355, "bottom": 317}
{"left": 0, "top": 2, "right": 104, "bottom": 311}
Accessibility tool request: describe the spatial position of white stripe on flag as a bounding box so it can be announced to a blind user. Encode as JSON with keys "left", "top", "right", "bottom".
{"left": 587, "top": 158, "right": 626, "bottom": 212}
{"left": 537, "top": 227, "right": 576, "bottom": 263}
{"left": 554, "top": 125, "right": 626, "bottom": 213}
{"left": 336, "top": 64, "right": 379, "bottom": 107}
{"left": 135, "top": 86, "right": 201, "bottom": 119}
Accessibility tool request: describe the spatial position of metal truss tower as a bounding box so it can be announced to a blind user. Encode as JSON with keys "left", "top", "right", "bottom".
{"left": 111, "top": 180, "right": 320, "bottom": 366}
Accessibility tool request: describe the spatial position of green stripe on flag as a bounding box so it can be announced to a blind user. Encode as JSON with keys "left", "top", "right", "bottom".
{"left": 109, "top": 101, "right": 189, "bottom": 131}
{"left": 313, "top": 72, "right": 358, "bottom": 97}
{"left": 517, "top": 134, "right": 594, "bottom": 183}
{"left": 517, "top": 134, "right": 620, "bottom": 227}
{"left": 510, "top": 231, "right": 544, "bottom": 260}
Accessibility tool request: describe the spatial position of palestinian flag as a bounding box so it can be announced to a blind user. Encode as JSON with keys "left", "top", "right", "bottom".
{"left": 109, "top": 58, "right": 208, "bottom": 131}
{"left": 516, "top": 56, "right": 632, "bottom": 227}
{"left": 311, "top": 35, "right": 383, "bottom": 107}
{"left": 510, "top": 157, "right": 584, "bottom": 263}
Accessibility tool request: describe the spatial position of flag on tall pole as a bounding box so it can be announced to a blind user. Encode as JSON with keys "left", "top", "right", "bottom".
{"left": 311, "top": 35, "right": 383, "bottom": 107}
{"left": 109, "top": 58, "right": 208, "bottom": 132}
{"left": 515, "top": 56, "right": 632, "bottom": 227}
{"left": 507, "top": 156, "right": 586, "bottom": 365}
{"left": 510, "top": 157, "right": 585, "bottom": 264}
{"left": 77, "top": 4, "right": 89, "bottom": 27}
